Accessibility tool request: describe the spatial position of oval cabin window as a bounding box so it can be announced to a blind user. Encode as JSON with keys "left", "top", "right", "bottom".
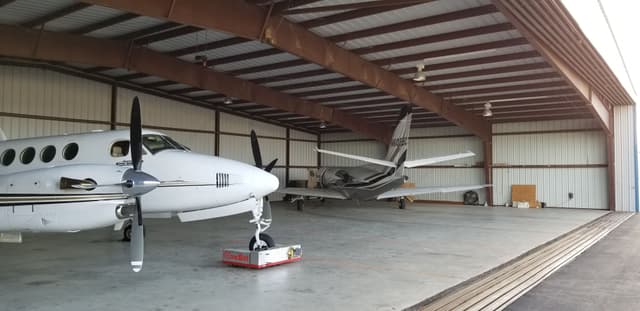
{"left": 1, "top": 149, "right": 16, "bottom": 166}
{"left": 40, "top": 145, "right": 56, "bottom": 163}
{"left": 20, "top": 147, "right": 36, "bottom": 164}
{"left": 63, "top": 143, "right": 79, "bottom": 160}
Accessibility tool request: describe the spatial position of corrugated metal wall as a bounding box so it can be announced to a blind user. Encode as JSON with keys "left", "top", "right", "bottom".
{"left": 322, "top": 118, "right": 612, "bottom": 209}
{"left": 0, "top": 65, "right": 111, "bottom": 138}
{"left": 613, "top": 105, "right": 637, "bottom": 212}
{"left": 0, "top": 65, "right": 320, "bottom": 202}
{"left": 492, "top": 120, "right": 608, "bottom": 209}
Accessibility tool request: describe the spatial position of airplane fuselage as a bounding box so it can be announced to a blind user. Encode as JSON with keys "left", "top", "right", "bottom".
{"left": 318, "top": 164, "right": 404, "bottom": 200}
{"left": 0, "top": 130, "right": 278, "bottom": 232}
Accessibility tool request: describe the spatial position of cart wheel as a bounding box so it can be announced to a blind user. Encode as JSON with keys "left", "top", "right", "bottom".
{"left": 399, "top": 198, "right": 406, "bottom": 209}
{"left": 122, "top": 224, "right": 132, "bottom": 241}
{"left": 249, "top": 233, "right": 275, "bottom": 251}
{"left": 296, "top": 199, "right": 304, "bottom": 211}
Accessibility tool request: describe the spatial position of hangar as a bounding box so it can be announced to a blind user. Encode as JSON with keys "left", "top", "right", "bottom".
{"left": 0, "top": 0, "right": 637, "bottom": 310}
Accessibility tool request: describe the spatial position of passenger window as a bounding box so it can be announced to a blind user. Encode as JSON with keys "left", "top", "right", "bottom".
{"left": 20, "top": 147, "right": 35, "bottom": 164}
{"left": 40, "top": 145, "right": 56, "bottom": 163}
{"left": 63, "top": 143, "right": 79, "bottom": 160}
{"left": 1, "top": 149, "right": 15, "bottom": 166}
{"left": 110, "top": 141, "right": 130, "bottom": 158}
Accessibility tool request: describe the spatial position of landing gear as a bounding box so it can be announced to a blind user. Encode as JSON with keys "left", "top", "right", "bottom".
{"left": 296, "top": 199, "right": 304, "bottom": 211}
{"left": 122, "top": 220, "right": 145, "bottom": 242}
{"left": 248, "top": 198, "right": 275, "bottom": 250}
{"left": 249, "top": 233, "right": 275, "bottom": 251}
{"left": 398, "top": 198, "right": 406, "bottom": 209}
{"left": 123, "top": 224, "right": 132, "bottom": 241}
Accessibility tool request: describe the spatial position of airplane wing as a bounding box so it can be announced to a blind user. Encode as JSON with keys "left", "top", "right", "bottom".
{"left": 314, "top": 148, "right": 396, "bottom": 168}
{"left": 278, "top": 187, "right": 348, "bottom": 199}
{"left": 404, "top": 151, "right": 476, "bottom": 168}
{"left": 376, "top": 184, "right": 492, "bottom": 199}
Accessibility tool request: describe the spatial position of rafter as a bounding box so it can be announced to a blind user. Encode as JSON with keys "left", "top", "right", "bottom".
{"left": 0, "top": 24, "right": 390, "bottom": 142}
{"left": 282, "top": 0, "right": 432, "bottom": 15}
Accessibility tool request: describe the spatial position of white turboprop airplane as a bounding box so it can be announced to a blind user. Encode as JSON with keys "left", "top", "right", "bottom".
{"left": 279, "top": 107, "right": 491, "bottom": 209}
{"left": 0, "top": 97, "right": 279, "bottom": 272}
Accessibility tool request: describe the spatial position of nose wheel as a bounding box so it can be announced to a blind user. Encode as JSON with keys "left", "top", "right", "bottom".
{"left": 249, "top": 233, "right": 275, "bottom": 251}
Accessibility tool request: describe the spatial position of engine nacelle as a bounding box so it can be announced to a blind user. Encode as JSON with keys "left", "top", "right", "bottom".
{"left": 319, "top": 168, "right": 353, "bottom": 186}
{"left": 0, "top": 200, "right": 125, "bottom": 232}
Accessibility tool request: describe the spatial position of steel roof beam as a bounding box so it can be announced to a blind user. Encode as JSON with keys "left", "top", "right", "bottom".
{"left": 81, "top": 0, "right": 491, "bottom": 140}
{"left": 0, "top": 24, "right": 390, "bottom": 142}
{"left": 494, "top": 0, "right": 611, "bottom": 133}
{"left": 282, "top": 0, "right": 432, "bottom": 15}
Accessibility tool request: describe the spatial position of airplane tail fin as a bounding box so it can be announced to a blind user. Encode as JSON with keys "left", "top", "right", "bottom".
{"left": 384, "top": 106, "right": 412, "bottom": 167}
{"left": 0, "top": 128, "right": 6, "bottom": 141}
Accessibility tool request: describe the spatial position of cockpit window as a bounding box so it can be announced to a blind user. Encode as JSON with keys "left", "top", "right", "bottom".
{"left": 142, "top": 135, "right": 187, "bottom": 154}
{"left": 110, "top": 141, "right": 130, "bottom": 158}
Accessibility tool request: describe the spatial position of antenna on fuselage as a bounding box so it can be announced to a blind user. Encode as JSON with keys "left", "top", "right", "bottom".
{"left": 0, "top": 128, "right": 6, "bottom": 141}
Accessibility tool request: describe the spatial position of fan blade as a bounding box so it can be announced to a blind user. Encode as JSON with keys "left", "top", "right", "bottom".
{"left": 130, "top": 197, "right": 144, "bottom": 272}
{"left": 264, "top": 158, "right": 278, "bottom": 172}
{"left": 130, "top": 97, "right": 143, "bottom": 171}
{"left": 250, "top": 130, "right": 262, "bottom": 168}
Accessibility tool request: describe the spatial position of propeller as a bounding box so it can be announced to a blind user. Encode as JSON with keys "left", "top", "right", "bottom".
{"left": 249, "top": 130, "right": 278, "bottom": 227}
{"left": 124, "top": 97, "right": 157, "bottom": 272}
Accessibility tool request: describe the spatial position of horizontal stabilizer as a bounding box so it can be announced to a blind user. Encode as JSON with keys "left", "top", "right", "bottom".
{"left": 314, "top": 148, "right": 395, "bottom": 168}
{"left": 377, "top": 184, "right": 492, "bottom": 200}
{"left": 278, "top": 187, "right": 347, "bottom": 200}
{"left": 404, "top": 151, "right": 476, "bottom": 168}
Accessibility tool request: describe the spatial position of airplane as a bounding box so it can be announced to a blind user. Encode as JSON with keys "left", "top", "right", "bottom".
{"left": 0, "top": 97, "right": 279, "bottom": 272}
{"left": 279, "top": 107, "right": 491, "bottom": 210}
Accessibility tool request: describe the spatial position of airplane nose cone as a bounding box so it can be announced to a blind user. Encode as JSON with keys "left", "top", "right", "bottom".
{"left": 252, "top": 167, "right": 279, "bottom": 197}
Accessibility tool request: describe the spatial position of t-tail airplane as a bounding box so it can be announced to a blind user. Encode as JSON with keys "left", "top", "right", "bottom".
{"left": 0, "top": 97, "right": 279, "bottom": 272}
{"left": 279, "top": 107, "right": 491, "bottom": 209}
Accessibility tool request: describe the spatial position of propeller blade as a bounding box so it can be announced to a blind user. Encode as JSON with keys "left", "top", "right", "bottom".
{"left": 264, "top": 158, "right": 278, "bottom": 172}
{"left": 250, "top": 130, "right": 262, "bottom": 168}
{"left": 262, "top": 197, "right": 272, "bottom": 221}
{"left": 130, "top": 197, "right": 144, "bottom": 272}
{"left": 130, "top": 97, "right": 143, "bottom": 171}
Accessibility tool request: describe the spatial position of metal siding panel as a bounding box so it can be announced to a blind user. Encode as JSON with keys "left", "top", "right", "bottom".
{"left": 406, "top": 168, "right": 486, "bottom": 202}
{"left": 220, "top": 112, "right": 286, "bottom": 137}
{"left": 0, "top": 116, "right": 109, "bottom": 139}
{"left": 290, "top": 129, "right": 316, "bottom": 141}
{"left": 116, "top": 88, "right": 215, "bottom": 131}
{"left": 493, "top": 132, "right": 606, "bottom": 165}
{"left": 290, "top": 141, "right": 316, "bottom": 166}
{"left": 492, "top": 168, "right": 607, "bottom": 209}
{"left": 0, "top": 65, "right": 111, "bottom": 121}
{"left": 219, "top": 134, "right": 252, "bottom": 164}
{"left": 614, "top": 105, "right": 636, "bottom": 212}
{"left": 289, "top": 168, "right": 311, "bottom": 181}
{"left": 492, "top": 119, "right": 600, "bottom": 133}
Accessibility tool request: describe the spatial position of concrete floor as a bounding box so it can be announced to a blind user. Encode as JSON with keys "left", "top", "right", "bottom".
{"left": 507, "top": 214, "right": 640, "bottom": 311}
{"left": 0, "top": 201, "right": 606, "bottom": 311}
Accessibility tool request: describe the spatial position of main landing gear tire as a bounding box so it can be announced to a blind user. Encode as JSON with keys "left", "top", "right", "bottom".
{"left": 249, "top": 233, "right": 275, "bottom": 251}
{"left": 123, "top": 224, "right": 132, "bottom": 242}
{"left": 296, "top": 199, "right": 304, "bottom": 211}
{"left": 399, "top": 198, "right": 406, "bottom": 209}
{"left": 122, "top": 222, "right": 146, "bottom": 242}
